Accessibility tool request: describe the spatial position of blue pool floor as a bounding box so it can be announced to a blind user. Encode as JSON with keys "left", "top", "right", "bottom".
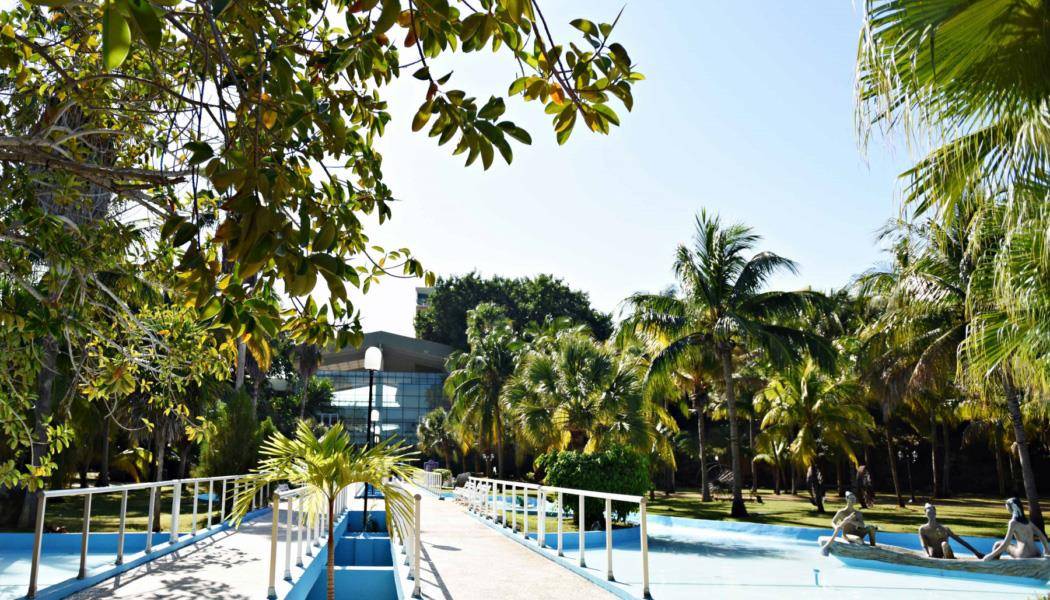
{"left": 563, "top": 522, "right": 1049, "bottom": 599}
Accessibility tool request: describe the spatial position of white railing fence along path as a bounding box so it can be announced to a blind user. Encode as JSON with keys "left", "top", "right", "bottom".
{"left": 27, "top": 474, "right": 264, "bottom": 599}
{"left": 387, "top": 480, "right": 423, "bottom": 599}
{"left": 265, "top": 481, "right": 424, "bottom": 600}
{"left": 412, "top": 470, "right": 443, "bottom": 491}
{"left": 465, "top": 476, "right": 650, "bottom": 599}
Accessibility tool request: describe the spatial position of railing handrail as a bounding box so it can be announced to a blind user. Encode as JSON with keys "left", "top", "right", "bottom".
{"left": 467, "top": 477, "right": 643, "bottom": 503}
{"left": 42, "top": 474, "right": 249, "bottom": 498}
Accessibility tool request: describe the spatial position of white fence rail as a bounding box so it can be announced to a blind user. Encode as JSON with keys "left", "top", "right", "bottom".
{"left": 266, "top": 481, "right": 424, "bottom": 599}
{"left": 412, "top": 470, "right": 443, "bottom": 490}
{"left": 28, "top": 474, "right": 262, "bottom": 599}
{"left": 464, "top": 476, "right": 650, "bottom": 598}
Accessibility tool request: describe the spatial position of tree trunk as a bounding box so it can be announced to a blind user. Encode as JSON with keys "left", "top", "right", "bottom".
{"left": 327, "top": 497, "right": 336, "bottom": 600}
{"left": 235, "top": 340, "right": 247, "bottom": 390}
{"left": 790, "top": 465, "right": 798, "bottom": 495}
{"left": 993, "top": 428, "right": 1007, "bottom": 497}
{"left": 941, "top": 422, "right": 951, "bottom": 498}
{"left": 98, "top": 417, "right": 111, "bottom": 487}
{"left": 1005, "top": 380, "right": 1043, "bottom": 530}
{"left": 750, "top": 459, "right": 759, "bottom": 494}
{"left": 299, "top": 378, "right": 310, "bottom": 420}
{"left": 773, "top": 465, "right": 781, "bottom": 495}
{"left": 495, "top": 412, "right": 505, "bottom": 478}
{"left": 719, "top": 350, "right": 747, "bottom": 517}
{"left": 694, "top": 387, "right": 712, "bottom": 502}
{"left": 929, "top": 408, "right": 940, "bottom": 499}
{"left": 18, "top": 335, "right": 59, "bottom": 528}
{"left": 836, "top": 459, "right": 845, "bottom": 497}
{"left": 882, "top": 416, "right": 904, "bottom": 507}
{"left": 153, "top": 429, "right": 167, "bottom": 533}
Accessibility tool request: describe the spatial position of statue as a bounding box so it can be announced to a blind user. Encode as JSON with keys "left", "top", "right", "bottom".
{"left": 919, "top": 503, "right": 956, "bottom": 558}
{"left": 983, "top": 498, "right": 1050, "bottom": 561}
{"left": 822, "top": 491, "right": 877, "bottom": 554}
{"left": 920, "top": 503, "right": 984, "bottom": 559}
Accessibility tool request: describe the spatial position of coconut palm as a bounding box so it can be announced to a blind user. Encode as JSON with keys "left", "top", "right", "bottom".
{"left": 444, "top": 303, "right": 518, "bottom": 476}
{"left": 232, "top": 422, "right": 415, "bottom": 600}
{"left": 755, "top": 359, "right": 874, "bottom": 507}
{"left": 622, "top": 289, "right": 722, "bottom": 501}
{"left": 627, "top": 211, "right": 834, "bottom": 517}
{"left": 417, "top": 407, "right": 457, "bottom": 469}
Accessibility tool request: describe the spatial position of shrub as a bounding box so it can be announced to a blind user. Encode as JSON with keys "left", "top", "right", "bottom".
{"left": 434, "top": 468, "right": 453, "bottom": 486}
{"left": 196, "top": 391, "right": 272, "bottom": 476}
{"left": 535, "top": 445, "right": 649, "bottom": 525}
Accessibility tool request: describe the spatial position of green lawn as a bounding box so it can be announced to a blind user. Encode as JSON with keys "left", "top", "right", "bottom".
{"left": 646, "top": 487, "right": 1017, "bottom": 539}
{"left": 5, "top": 483, "right": 251, "bottom": 534}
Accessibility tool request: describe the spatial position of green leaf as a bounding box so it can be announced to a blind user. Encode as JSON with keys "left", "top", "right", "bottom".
{"left": 200, "top": 297, "right": 222, "bottom": 320}
{"left": 374, "top": 0, "right": 400, "bottom": 35}
{"left": 498, "top": 122, "right": 531, "bottom": 144}
{"left": 24, "top": 0, "right": 72, "bottom": 6}
{"left": 184, "top": 141, "right": 213, "bottom": 165}
{"left": 127, "top": 0, "right": 162, "bottom": 51}
{"left": 570, "top": 18, "right": 598, "bottom": 36}
{"left": 478, "top": 96, "right": 506, "bottom": 120}
{"left": 412, "top": 101, "right": 433, "bottom": 132}
{"left": 102, "top": 1, "right": 132, "bottom": 70}
{"left": 593, "top": 103, "right": 620, "bottom": 126}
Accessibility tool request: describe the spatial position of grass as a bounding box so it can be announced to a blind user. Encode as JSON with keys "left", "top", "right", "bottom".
{"left": 645, "top": 487, "right": 1016, "bottom": 539}
{"left": 4, "top": 482, "right": 249, "bottom": 534}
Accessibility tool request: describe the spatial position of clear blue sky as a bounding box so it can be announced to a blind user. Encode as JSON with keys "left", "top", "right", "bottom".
{"left": 354, "top": 1, "right": 910, "bottom": 336}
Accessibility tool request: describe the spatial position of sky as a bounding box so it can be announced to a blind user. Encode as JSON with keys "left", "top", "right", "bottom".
{"left": 352, "top": 1, "right": 912, "bottom": 336}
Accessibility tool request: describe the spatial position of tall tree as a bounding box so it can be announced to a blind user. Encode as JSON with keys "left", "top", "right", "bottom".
{"left": 415, "top": 273, "right": 613, "bottom": 350}
{"left": 627, "top": 211, "right": 833, "bottom": 517}
{"left": 444, "top": 303, "right": 517, "bottom": 476}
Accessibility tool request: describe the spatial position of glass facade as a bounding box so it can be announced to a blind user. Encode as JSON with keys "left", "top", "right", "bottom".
{"left": 316, "top": 370, "right": 447, "bottom": 446}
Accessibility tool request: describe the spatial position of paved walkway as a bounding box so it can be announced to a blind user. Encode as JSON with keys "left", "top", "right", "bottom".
{"left": 408, "top": 492, "right": 612, "bottom": 600}
{"left": 68, "top": 509, "right": 299, "bottom": 600}
{"left": 68, "top": 490, "right": 611, "bottom": 600}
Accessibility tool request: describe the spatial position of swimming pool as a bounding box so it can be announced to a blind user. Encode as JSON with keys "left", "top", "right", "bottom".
{"left": 499, "top": 513, "right": 1050, "bottom": 599}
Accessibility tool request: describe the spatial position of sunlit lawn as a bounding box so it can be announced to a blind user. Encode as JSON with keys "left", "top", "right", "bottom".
{"left": 645, "top": 487, "right": 1017, "bottom": 539}
{"left": 5, "top": 483, "right": 250, "bottom": 534}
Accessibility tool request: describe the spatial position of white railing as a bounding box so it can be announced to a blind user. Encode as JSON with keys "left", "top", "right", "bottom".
{"left": 265, "top": 481, "right": 424, "bottom": 600}
{"left": 27, "top": 474, "right": 262, "bottom": 599}
{"left": 465, "top": 476, "right": 650, "bottom": 599}
{"left": 266, "top": 483, "right": 346, "bottom": 599}
{"left": 388, "top": 481, "right": 423, "bottom": 599}
{"left": 412, "top": 470, "right": 443, "bottom": 490}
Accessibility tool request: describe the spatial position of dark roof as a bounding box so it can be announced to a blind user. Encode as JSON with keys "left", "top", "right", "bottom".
{"left": 320, "top": 330, "right": 453, "bottom": 373}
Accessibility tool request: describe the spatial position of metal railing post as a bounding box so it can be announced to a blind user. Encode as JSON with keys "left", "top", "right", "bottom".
{"left": 170, "top": 482, "right": 182, "bottom": 544}
{"left": 500, "top": 482, "right": 506, "bottom": 524}
{"left": 538, "top": 487, "right": 546, "bottom": 548}
{"left": 27, "top": 493, "right": 46, "bottom": 599}
{"left": 557, "top": 491, "right": 564, "bottom": 557}
{"left": 78, "top": 493, "right": 92, "bottom": 579}
{"left": 207, "top": 480, "right": 214, "bottom": 529}
{"left": 267, "top": 492, "right": 279, "bottom": 600}
{"left": 522, "top": 487, "right": 528, "bottom": 539}
{"left": 220, "top": 479, "right": 227, "bottom": 524}
{"left": 605, "top": 497, "right": 613, "bottom": 581}
{"left": 511, "top": 485, "right": 517, "bottom": 532}
{"left": 296, "top": 496, "right": 304, "bottom": 567}
{"left": 412, "top": 493, "right": 422, "bottom": 599}
{"left": 283, "top": 495, "right": 293, "bottom": 580}
{"left": 578, "top": 494, "right": 586, "bottom": 567}
{"left": 191, "top": 481, "right": 199, "bottom": 535}
{"left": 116, "top": 490, "right": 128, "bottom": 565}
{"left": 640, "top": 497, "right": 650, "bottom": 598}
{"left": 145, "top": 486, "right": 157, "bottom": 553}
{"left": 490, "top": 483, "right": 496, "bottom": 520}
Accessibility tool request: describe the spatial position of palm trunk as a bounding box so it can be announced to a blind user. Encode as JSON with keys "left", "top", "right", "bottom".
{"left": 929, "top": 408, "right": 940, "bottom": 499}
{"left": 719, "top": 350, "right": 747, "bottom": 517}
{"left": 790, "top": 465, "right": 797, "bottom": 495}
{"left": 327, "top": 496, "right": 336, "bottom": 600}
{"left": 941, "top": 422, "right": 951, "bottom": 498}
{"left": 235, "top": 340, "right": 247, "bottom": 390}
{"left": 1004, "top": 380, "right": 1043, "bottom": 530}
{"left": 18, "top": 335, "right": 59, "bottom": 528}
{"left": 882, "top": 412, "right": 904, "bottom": 507}
{"left": 994, "top": 438, "right": 1007, "bottom": 497}
{"left": 694, "top": 387, "right": 712, "bottom": 502}
{"left": 773, "top": 464, "right": 781, "bottom": 495}
{"left": 98, "top": 417, "right": 111, "bottom": 487}
{"left": 153, "top": 429, "right": 167, "bottom": 533}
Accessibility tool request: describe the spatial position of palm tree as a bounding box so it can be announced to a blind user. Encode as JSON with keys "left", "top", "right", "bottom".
{"left": 755, "top": 359, "right": 874, "bottom": 511}
{"left": 444, "top": 303, "right": 518, "bottom": 476}
{"left": 504, "top": 331, "right": 672, "bottom": 455}
{"left": 628, "top": 211, "right": 833, "bottom": 517}
{"left": 232, "top": 422, "right": 415, "bottom": 600}
{"left": 297, "top": 343, "right": 322, "bottom": 419}
{"left": 417, "top": 407, "right": 457, "bottom": 469}
{"left": 622, "top": 290, "right": 721, "bottom": 501}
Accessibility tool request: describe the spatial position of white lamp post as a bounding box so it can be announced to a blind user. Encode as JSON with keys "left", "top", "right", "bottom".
{"left": 362, "top": 346, "right": 382, "bottom": 527}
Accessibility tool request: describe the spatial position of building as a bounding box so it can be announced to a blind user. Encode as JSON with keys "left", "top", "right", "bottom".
{"left": 316, "top": 331, "right": 453, "bottom": 446}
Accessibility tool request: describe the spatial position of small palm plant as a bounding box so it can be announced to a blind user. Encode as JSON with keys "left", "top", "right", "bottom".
{"left": 231, "top": 421, "right": 417, "bottom": 600}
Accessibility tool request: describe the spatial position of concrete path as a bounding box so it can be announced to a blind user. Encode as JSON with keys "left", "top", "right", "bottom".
{"left": 67, "top": 509, "right": 300, "bottom": 600}
{"left": 407, "top": 492, "right": 612, "bottom": 600}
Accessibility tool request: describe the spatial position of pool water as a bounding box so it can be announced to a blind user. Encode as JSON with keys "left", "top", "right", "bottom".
{"left": 297, "top": 513, "right": 398, "bottom": 600}
{"left": 550, "top": 517, "right": 1050, "bottom": 599}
